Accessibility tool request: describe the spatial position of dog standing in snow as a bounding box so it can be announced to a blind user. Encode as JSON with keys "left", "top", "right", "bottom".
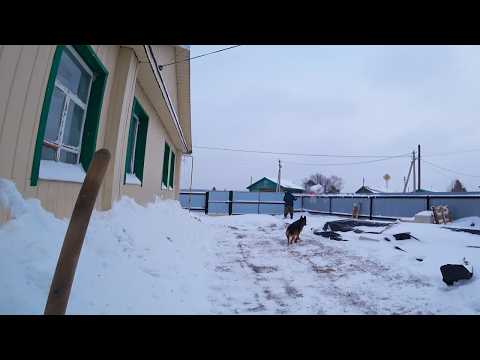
{"left": 286, "top": 216, "right": 307, "bottom": 245}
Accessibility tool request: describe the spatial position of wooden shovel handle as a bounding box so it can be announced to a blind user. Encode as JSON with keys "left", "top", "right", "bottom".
{"left": 44, "top": 149, "right": 111, "bottom": 315}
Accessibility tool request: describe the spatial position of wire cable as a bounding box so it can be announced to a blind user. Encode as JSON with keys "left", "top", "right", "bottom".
{"left": 283, "top": 155, "right": 409, "bottom": 167}
{"left": 160, "top": 45, "right": 241, "bottom": 68}
{"left": 423, "top": 159, "right": 480, "bottom": 178}
{"left": 193, "top": 145, "right": 411, "bottom": 159}
{"left": 422, "top": 148, "right": 480, "bottom": 158}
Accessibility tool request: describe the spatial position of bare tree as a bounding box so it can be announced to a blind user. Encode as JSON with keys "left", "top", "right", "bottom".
{"left": 303, "top": 173, "right": 343, "bottom": 193}
{"left": 448, "top": 179, "right": 467, "bottom": 192}
{"left": 325, "top": 175, "right": 343, "bottom": 193}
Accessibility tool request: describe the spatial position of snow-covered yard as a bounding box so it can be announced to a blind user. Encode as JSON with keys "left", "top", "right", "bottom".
{"left": 202, "top": 214, "right": 480, "bottom": 314}
{"left": 1, "top": 178, "right": 480, "bottom": 314}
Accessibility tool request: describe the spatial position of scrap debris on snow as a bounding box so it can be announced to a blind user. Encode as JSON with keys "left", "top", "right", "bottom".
{"left": 440, "top": 259, "right": 474, "bottom": 286}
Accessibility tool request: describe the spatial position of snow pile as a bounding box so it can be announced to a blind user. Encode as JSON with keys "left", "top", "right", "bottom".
{"left": 449, "top": 216, "right": 480, "bottom": 230}
{"left": 0, "top": 178, "right": 215, "bottom": 314}
{"left": 415, "top": 210, "right": 433, "bottom": 216}
{"left": 0, "top": 178, "right": 28, "bottom": 218}
{"left": 309, "top": 184, "right": 323, "bottom": 193}
{"left": 39, "top": 160, "right": 86, "bottom": 183}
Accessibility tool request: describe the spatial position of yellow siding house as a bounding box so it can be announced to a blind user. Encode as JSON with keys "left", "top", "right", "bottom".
{"left": 0, "top": 45, "right": 192, "bottom": 220}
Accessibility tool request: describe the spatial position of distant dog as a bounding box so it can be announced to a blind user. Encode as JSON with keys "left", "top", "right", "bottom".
{"left": 286, "top": 216, "right": 307, "bottom": 245}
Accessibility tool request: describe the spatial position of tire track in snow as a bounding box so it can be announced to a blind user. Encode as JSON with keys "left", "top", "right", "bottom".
{"left": 208, "top": 217, "right": 434, "bottom": 314}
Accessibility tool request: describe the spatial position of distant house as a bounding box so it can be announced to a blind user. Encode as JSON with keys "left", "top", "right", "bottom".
{"left": 355, "top": 185, "right": 383, "bottom": 194}
{"left": 247, "top": 177, "right": 304, "bottom": 193}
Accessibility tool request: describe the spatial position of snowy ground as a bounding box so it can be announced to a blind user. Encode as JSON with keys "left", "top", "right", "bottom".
{"left": 201, "top": 213, "right": 480, "bottom": 314}
{"left": 2, "top": 178, "right": 480, "bottom": 314}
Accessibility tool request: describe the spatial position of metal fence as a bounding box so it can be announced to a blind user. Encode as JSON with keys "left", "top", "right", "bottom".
{"left": 179, "top": 190, "right": 480, "bottom": 220}
{"left": 180, "top": 191, "right": 303, "bottom": 216}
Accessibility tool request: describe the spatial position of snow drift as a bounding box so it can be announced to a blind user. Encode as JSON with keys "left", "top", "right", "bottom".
{"left": 0, "top": 178, "right": 214, "bottom": 314}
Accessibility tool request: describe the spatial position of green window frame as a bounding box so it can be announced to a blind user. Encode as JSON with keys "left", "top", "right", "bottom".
{"left": 169, "top": 151, "right": 175, "bottom": 188}
{"left": 162, "top": 142, "right": 170, "bottom": 187}
{"left": 124, "top": 97, "right": 149, "bottom": 185}
{"left": 161, "top": 142, "right": 176, "bottom": 189}
{"left": 30, "top": 45, "right": 108, "bottom": 186}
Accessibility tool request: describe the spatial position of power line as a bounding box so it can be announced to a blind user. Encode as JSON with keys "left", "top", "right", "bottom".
{"left": 159, "top": 45, "right": 241, "bottom": 69}
{"left": 423, "top": 148, "right": 480, "bottom": 157}
{"left": 423, "top": 160, "right": 480, "bottom": 178}
{"left": 283, "top": 155, "right": 409, "bottom": 167}
{"left": 193, "top": 145, "right": 411, "bottom": 159}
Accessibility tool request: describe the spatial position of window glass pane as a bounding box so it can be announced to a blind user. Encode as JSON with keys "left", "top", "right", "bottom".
{"left": 41, "top": 145, "right": 56, "bottom": 161}
{"left": 59, "top": 149, "right": 78, "bottom": 164}
{"left": 44, "top": 87, "right": 66, "bottom": 142}
{"left": 162, "top": 143, "right": 170, "bottom": 185}
{"left": 169, "top": 152, "right": 175, "bottom": 187}
{"left": 131, "top": 119, "right": 139, "bottom": 172}
{"left": 125, "top": 157, "right": 133, "bottom": 174}
{"left": 57, "top": 47, "right": 92, "bottom": 103}
{"left": 63, "top": 102, "right": 85, "bottom": 148}
{"left": 125, "top": 117, "right": 138, "bottom": 174}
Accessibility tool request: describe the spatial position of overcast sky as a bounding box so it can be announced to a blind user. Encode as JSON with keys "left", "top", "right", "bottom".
{"left": 180, "top": 45, "right": 480, "bottom": 193}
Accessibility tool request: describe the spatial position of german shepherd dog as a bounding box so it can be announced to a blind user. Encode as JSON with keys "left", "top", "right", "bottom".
{"left": 286, "top": 216, "right": 307, "bottom": 245}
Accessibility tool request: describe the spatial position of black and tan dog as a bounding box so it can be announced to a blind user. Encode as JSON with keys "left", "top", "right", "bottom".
{"left": 286, "top": 216, "right": 307, "bottom": 245}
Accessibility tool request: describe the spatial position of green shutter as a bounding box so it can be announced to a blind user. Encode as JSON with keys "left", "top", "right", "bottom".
{"left": 78, "top": 45, "right": 108, "bottom": 172}
{"left": 168, "top": 151, "right": 175, "bottom": 188}
{"left": 133, "top": 100, "right": 148, "bottom": 184}
{"left": 124, "top": 118, "right": 136, "bottom": 177}
{"left": 79, "top": 74, "right": 107, "bottom": 171}
{"left": 31, "top": 45, "right": 108, "bottom": 186}
{"left": 30, "top": 45, "right": 65, "bottom": 186}
{"left": 162, "top": 143, "right": 170, "bottom": 186}
{"left": 124, "top": 98, "right": 148, "bottom": 185}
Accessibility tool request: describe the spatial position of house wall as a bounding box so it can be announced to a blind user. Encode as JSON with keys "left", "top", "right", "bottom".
{"left": 0, "top": 45, "right": 185, "bottom": 221}
{"left": 150, "top": 45, "right": 178, "bottom": 112}
{"left": 120, "top": 83, "right": 182, "bottom": 204}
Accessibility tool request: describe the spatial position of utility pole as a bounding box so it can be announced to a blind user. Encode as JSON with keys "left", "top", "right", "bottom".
{"left": 276, "top": 159, "right": 282, "bottom": 192}
{"left": 417, "top": 144, "right": 421, "bottom": 191}
{"left": 403, "top": 154, "right": 415, "bottom": 193}
{"left": 412, "top": 150, "right": 416, "bottom": 192}
{"left": 250, "top": 176, "right": 252, "bottom": 186}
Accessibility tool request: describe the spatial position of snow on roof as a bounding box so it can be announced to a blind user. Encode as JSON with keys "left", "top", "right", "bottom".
{"left": 365, "top": 186, "right": 383, "bottom": 193}
{"left": 309, "top": 184, "right": 324, "bottom": 193}
{"left": 264, "top": 177, "right": 304, "bottom": 190}
{"left": 356, "top": 185, "right": 383, "bottom": 194}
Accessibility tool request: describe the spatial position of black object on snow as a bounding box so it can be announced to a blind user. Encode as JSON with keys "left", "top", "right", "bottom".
{"left": 384, "top": 237, "right": 391, "bottom": 242}
{"left": 467, "top": 246, "right": 480, "bottom": 249}
{"left": 392, "top": 232, "right": 420, "bottom": 241}
{"left": 471, "top": 223, "right": 475, "bottom": 227}
{"left": 322, "top": 219, "right": 391, "bottom": 233}
{"left": 440, "top": 264, "right": 473, "bottom": 286}
{"left": 416, "top": 258, "right": 424, "bottom": 262}
{"left": 313, "top": 230, "right": 347, "bottom": 241}
{"left": 443, "top": 227, "right": 480, "bottom": 236}
{"left": 394, "top": 246, "right": 407, "bottom": 252}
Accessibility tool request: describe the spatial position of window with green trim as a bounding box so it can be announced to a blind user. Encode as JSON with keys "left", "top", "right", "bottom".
{"left": 162, "top": 142, "right": 170, "bottom": 187}
{"left": 169, "top": 151, "right": 175, "bottom": 188}
{"left": 31, "top": 45, "right": 108, "bottom": 186}
{"left": 124, "top": 98, "right": 149, "bottom": 185}
{"left": 162, "top": 142, "right": 176, "bottom": 189}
